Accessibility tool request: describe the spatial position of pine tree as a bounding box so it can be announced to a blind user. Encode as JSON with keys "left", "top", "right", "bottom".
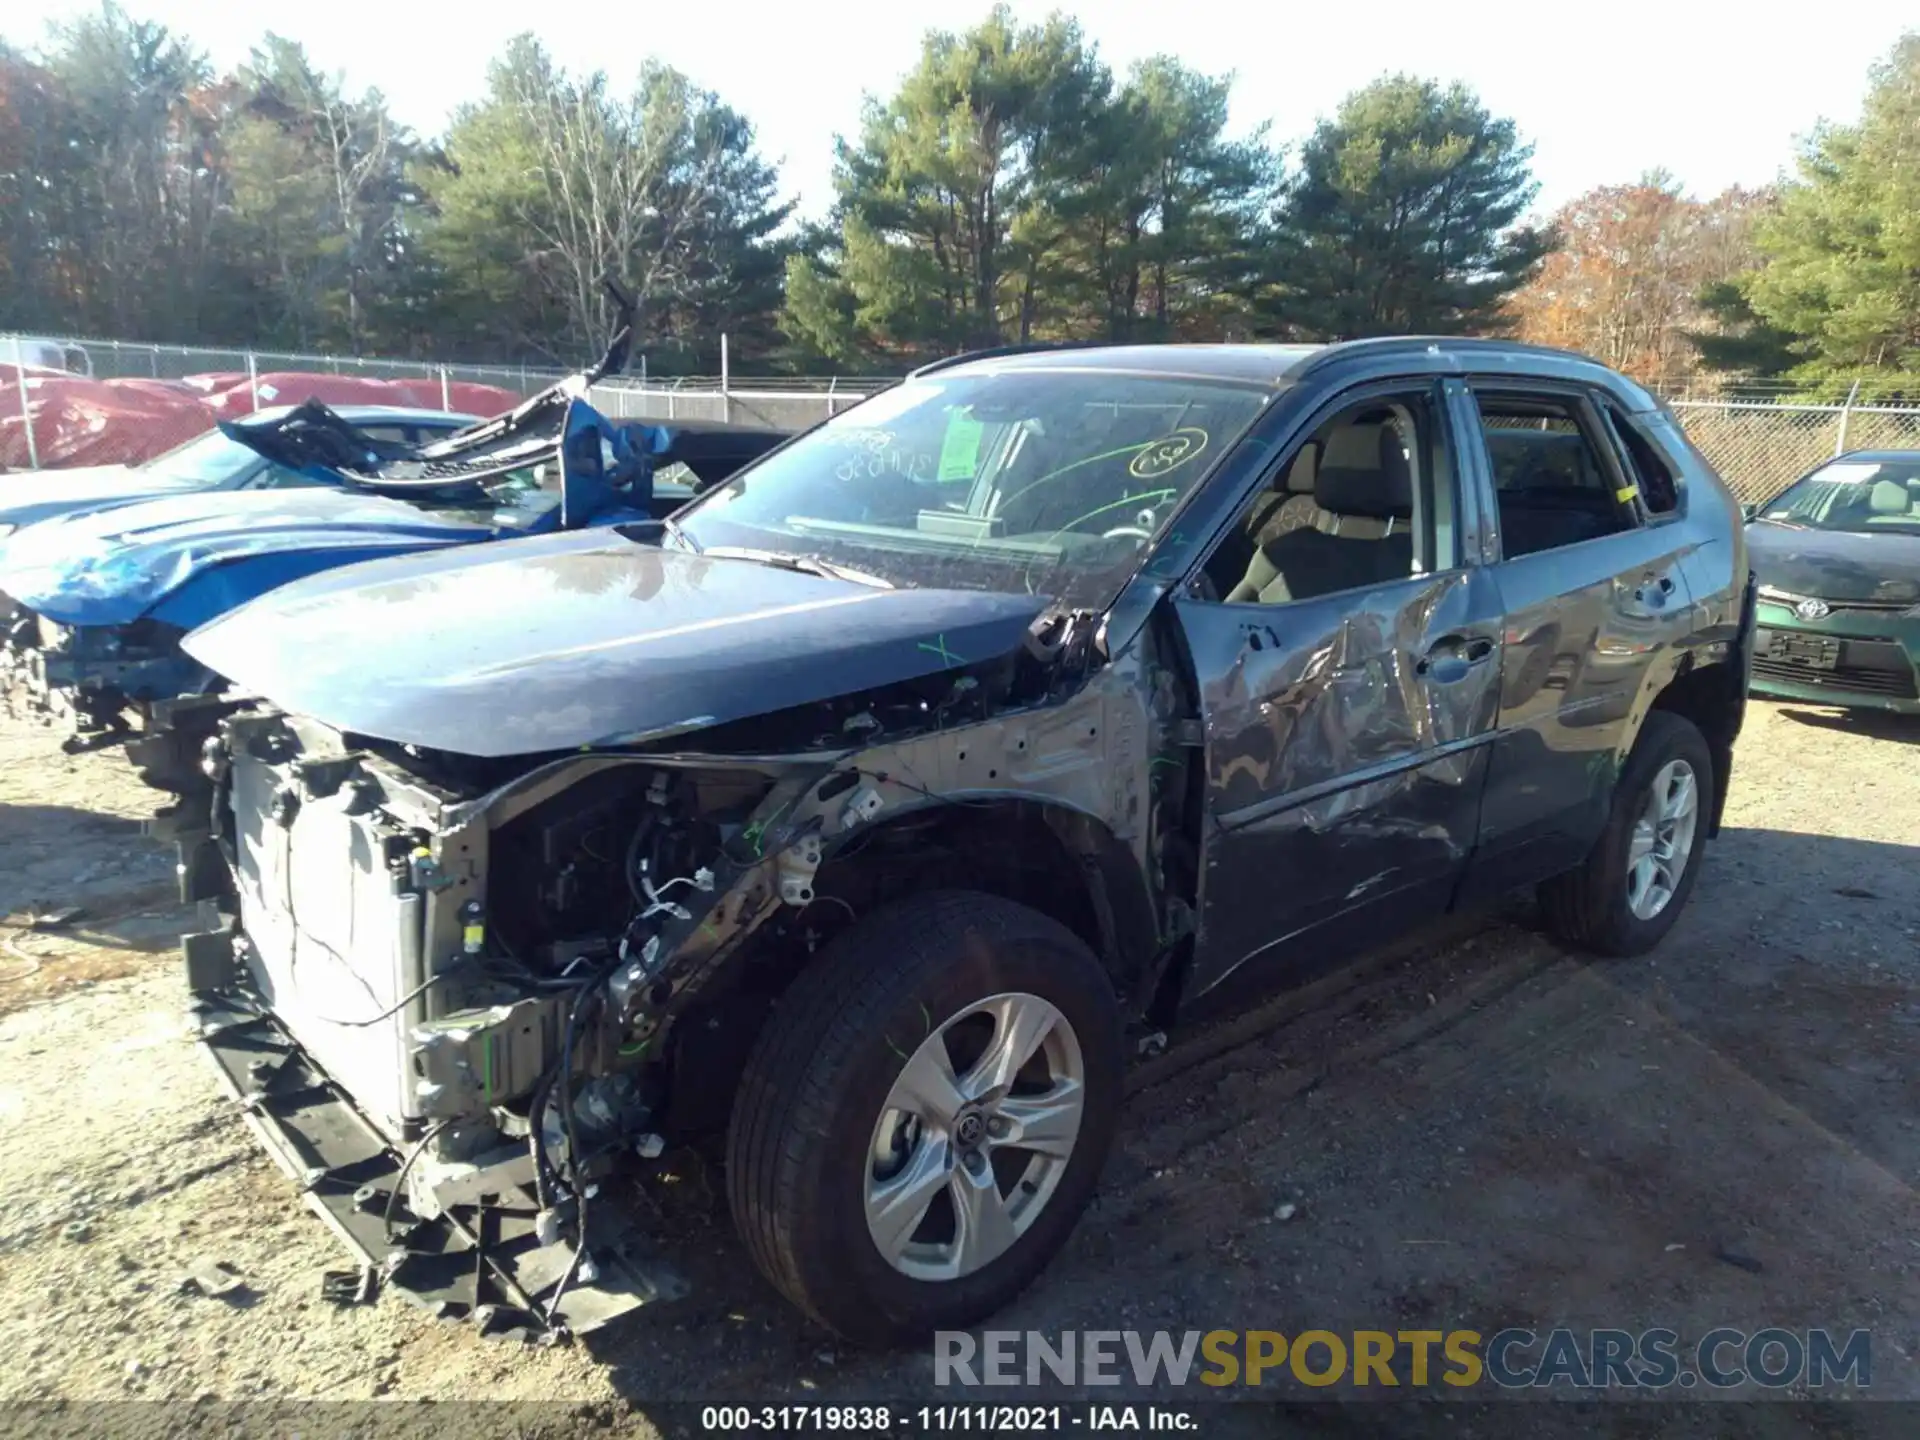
{"left": 1265, "top": 76, "right": 1548, "bottom": 339}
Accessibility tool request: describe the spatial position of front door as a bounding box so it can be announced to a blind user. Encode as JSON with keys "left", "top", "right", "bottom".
{"left": 1172, "top": 381, "right": 1504, "bottom": 1000}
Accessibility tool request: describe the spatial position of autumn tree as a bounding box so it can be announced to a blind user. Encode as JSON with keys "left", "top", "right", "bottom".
{"left": 1510, "top": 175, "right": 1771, "bottom": 382}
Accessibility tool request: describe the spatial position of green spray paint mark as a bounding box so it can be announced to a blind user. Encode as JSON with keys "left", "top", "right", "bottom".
{"left": 918, "top": 634, "right": 963, "bottom": 668}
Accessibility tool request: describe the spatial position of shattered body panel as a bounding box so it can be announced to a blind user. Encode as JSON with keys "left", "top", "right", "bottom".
{"left": 0, "top": 405, "right": 480, "bottom": 534}
{"left": 0, "top": 367, "right": 790, "bottom": 784}
{"left": 3, "top": 488, "right": 504, "bottom": 628}
{"left": 169, "top": 338, "right": 1754, "bottom": 1335}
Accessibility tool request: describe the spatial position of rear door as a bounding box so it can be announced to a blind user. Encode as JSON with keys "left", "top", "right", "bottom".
{"left": 1454, "top": 378, "right": 1696, "bottom": 898}
{"left": 1173, "top": 379, "right": 1504, "bottom": 999}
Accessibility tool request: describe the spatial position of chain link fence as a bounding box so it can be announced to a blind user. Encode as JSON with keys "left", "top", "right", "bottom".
{"left": 8, "top": 331, "right": 1920, "bottom": 496}
{"left": 3, "top": 331, "right": 571, "bottom": 392}
{"left": 1, "top": 332, "right": 579, "bottom": 470}
{"left": 590, "top": 375, "right": 887, "bottom": 432}
{"left": 1669, "top": 400, "right": 1920, "bottom": 502}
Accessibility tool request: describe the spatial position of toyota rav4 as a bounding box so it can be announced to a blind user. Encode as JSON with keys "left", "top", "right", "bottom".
{"left": 167, "top": 339, "right": 1755, "bottom": 1345}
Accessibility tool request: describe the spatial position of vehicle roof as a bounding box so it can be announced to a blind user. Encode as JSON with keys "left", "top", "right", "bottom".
{"left": 919, "top": 337, "right": 1653, "bottom": 402}
{"left": 921, "top": 343, "right": 1323, "bottom": 384}
{"left": 1834, "top": 449, "right": 1920, "bottom": 462}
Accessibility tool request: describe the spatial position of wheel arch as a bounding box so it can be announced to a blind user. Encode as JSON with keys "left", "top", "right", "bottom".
{"left": 1621, "top": 645, "right": 1745, "bottom": 837}
{"left": 809, "top": 796, "right": 1163, "bottom": 1006}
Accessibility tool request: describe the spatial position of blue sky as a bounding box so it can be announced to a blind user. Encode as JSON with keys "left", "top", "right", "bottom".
{"left": 5, "top": 0, "right": 1913, "bottom": 222}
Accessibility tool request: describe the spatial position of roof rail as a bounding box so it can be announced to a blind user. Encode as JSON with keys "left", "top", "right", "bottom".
{"left": 907, "top": 340, "right": 1109, "bottom": 378}
{"left": 1291, "top": 335, "right": 1612, "bottom": 375}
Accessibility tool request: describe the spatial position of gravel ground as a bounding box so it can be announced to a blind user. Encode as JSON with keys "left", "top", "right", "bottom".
{"left": 0, "top": 699, "right": 1914, "bottom": 1431}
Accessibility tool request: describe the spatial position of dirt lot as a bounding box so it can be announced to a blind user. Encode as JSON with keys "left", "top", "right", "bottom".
{"left": 0, "top": 698, "right": 1915, "bottom": 1427}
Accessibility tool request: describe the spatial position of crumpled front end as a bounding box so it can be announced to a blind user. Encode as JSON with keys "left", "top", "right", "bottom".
{"left": 178, "top": 712, "right": 754, "bottom": 1335}
{"left": 0, "top": 593, "right": 58, "bottom": 722}
{"left": 173, "top": 607, "right": 1140, "bottom": 1338}
{"left": 0, "top": 595, "right": 207, "bottom": 754}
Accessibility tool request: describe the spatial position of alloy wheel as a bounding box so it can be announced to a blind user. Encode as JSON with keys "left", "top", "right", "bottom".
{"left": 864, "top": 991, "right": 1085, "bottom": 1281}
{"left": 1625, "top": 758, "right": 1700, "bottom": 921}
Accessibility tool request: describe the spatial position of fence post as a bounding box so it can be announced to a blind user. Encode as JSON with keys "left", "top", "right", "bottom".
{"left": 11, "top": 335, "right": 40, "bottom": 470}
{"left": 827, "top": 376, "right": 838, "bottom": 418}
{"left": 148, "top": 343, "right": 158, "bottom": 378}
{"left": 439, "top": 366, "right": 452, "bottom": 412}
{"left": 720, "top": 333, "right": 731, "bottom": 424}
{"left": 1834, "top": 379, "right": 1862, "bottom": 456}
{"left": 247, "top": 352, "right": 260, "bottom": 412}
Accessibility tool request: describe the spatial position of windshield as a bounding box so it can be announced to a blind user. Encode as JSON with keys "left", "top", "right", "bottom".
{"left": 140, "top": 428, "right": 276, "bottom": 487}
{"left": 410, "top": 464, "right": 559, "bottom": 530}
{"left": 1759, "top": 458, "right": 1920, "bottom": 535}
{"left": 670, "top": 371, "right": 1272, "bottom": 607}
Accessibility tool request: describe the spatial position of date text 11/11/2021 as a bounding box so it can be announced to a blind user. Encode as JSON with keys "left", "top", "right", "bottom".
{"left": 699, "top": 1406, "right": 1199, "bottom": 1432}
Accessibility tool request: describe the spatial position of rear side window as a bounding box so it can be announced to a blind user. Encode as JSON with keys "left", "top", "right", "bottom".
{"left": 1472, "top": 391, "right": 1637, "bottom": 559}
{"left": 1603, "top": 407, "right": 1681, "bottom": 515}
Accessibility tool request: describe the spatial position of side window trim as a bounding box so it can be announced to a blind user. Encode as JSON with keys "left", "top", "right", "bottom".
{"left": 1597, "top": 402, "right": 1686, "bottom": 522}
{"left": 1440, "top": 379, "right": 1495, "bottom": 567}
{"left": 1180, "top": 377, "right": 1456, "bottom": 604}
{"left": 1463, "top": 376, "right": 1645, "bottom": 563}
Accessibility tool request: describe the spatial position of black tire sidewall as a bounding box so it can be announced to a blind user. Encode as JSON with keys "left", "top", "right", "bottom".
{"left": 774, "top": 899, "right": 1122, "bottom": 1343}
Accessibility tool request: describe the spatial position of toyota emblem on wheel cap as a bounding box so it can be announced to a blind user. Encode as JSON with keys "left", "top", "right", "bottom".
{"left": 1794, "top": 597, "right": 1830, "bottom": 620}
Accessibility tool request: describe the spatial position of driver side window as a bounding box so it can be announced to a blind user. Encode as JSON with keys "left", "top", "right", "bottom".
{"left": 1199, "top": 388, "right": 1452, "bottom": 605}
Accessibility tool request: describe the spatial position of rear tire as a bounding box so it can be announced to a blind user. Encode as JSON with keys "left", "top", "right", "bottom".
{"left": 726, "top": 890, "right": 1123, "bottom": 1345}
{"left": 1539, "top": 710, "right": 1714, "bottom": 957}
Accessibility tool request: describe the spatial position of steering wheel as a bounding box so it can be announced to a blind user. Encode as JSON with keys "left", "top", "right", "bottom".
{"left": 1102, "top": 525, "right": 1154, "bottom": 546}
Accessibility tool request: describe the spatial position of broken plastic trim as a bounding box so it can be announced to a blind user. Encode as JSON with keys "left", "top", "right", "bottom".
{"left": 189, "top": 994, "right": 687, "bottom": 1337}
{"left": 216, "top": 277, "right": 643, "bottom": 499}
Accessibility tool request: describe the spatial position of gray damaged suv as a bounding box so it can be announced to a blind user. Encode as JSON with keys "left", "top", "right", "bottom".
{"left": 169, "top": 340, "right": 1755, "bottom": 1344}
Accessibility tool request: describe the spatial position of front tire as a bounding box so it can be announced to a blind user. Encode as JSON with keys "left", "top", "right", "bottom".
{"left": 1539, "top": 710, "right": 1714, "bottom": 957}
{"left": 726, "top": 891, "right": 1123, "bottom": 1345}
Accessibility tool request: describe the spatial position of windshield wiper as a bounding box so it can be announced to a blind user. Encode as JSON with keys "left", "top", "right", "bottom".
{"left": 662, "top": 516, "right": 703, "bottom": 554}
{"left": 701, "top": 545, "right": 893, "bottom": 589}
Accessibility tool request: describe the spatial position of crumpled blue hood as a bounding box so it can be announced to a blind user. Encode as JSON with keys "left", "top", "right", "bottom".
{"left": 0, "top": 487, "right": 516, "bottom": 627}
{"left": 0, "top": 465, "right": 202, "bottom": 530}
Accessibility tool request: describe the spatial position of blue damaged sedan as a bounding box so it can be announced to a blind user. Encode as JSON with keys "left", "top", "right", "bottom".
{"left": 0, "top": 374, "right": 789, "bottom": 800}
{"left": 0, "top": 405, "right": 479, "bottom": 539}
